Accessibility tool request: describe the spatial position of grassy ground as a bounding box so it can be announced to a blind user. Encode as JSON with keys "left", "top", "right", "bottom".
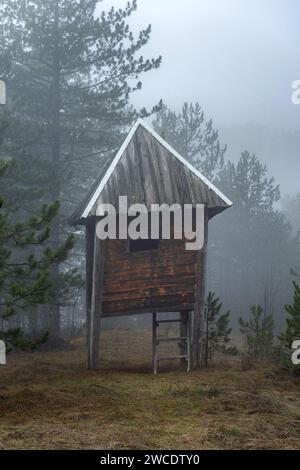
{"left": 0, "top": 329, "right": 299, "bottom": 450}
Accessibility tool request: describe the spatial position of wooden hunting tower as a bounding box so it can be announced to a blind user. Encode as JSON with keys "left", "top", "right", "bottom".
{"left": 70, "top": 119, "right": 232, "bottom": 371}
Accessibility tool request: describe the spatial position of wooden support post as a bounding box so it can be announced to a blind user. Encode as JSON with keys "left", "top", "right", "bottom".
{"left": 192, "top": 209, "right": 208, "bottom": 369}
{"left": 87, "top": 228, "right": 106, "bottom": 370}
{"left": 85, "top": 217, "right": 95, "bottom": 366}
{"left": 179, "top": 311, "right": 188, "bottom": 367}
{"left": 152, "top": 312, "right": 157, "bottom": 374}
{"left": 187, "top": 311, "right": 191, "bottom": 373}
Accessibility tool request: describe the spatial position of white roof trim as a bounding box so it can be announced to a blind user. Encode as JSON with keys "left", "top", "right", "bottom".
{"left": 81, "top": 119, "right": 141, "bottom": 219}
{"left": 81, "top": 118, "right": 232, "bottom": 219}
{"left": 140, "top": 119, "right": 233, "bottom": 207}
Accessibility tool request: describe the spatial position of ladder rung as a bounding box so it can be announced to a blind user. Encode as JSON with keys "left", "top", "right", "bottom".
{"left": 157, "top": 337, "right": 187, "bottom": 343}
{"left": 158, "top": 355, "right": 188, "bottom": 361}
{"left": 156, "top": 319, "right": 184, "bottom": 324}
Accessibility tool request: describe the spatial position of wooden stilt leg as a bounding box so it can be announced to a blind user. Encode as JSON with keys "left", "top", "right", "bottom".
{"left": 179, "top": 311, "right": 188, "bottom": 367}
{"left": 192, "top": 210, "right": 208, "bottom": 369}
{"left": 187, "top": 311, "right": 191, "bottom": 373}
{"left": 152, "top": 312, "right": 157, "bottom": 374}
{"left": 85, "top": 218, "right": 95, "bottom": 369}
{"left": 88, "top": 236, "right": 106, "bottom": 370}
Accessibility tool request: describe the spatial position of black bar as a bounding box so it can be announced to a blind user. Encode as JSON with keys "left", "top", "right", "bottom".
{"left": 0, "top": 450, "right": 299, "bottom": 466}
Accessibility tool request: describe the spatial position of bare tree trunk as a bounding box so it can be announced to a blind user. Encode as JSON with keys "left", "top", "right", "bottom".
{"left": 48, "top": 0, "right": 62, "bottom": 340}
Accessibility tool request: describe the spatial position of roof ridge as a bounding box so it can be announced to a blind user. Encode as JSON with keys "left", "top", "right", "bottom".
{"left": 68, "top": 118, "right": 233, "bottom": 225}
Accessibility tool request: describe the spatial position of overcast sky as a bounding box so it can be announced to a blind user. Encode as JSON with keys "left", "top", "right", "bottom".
{"left": 102, "top": 0, "right": 300, "bottom": 131}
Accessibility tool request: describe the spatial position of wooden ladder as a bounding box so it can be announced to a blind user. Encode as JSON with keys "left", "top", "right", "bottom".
{"left": 152, "top": 311, "right": 191, "bottom": 374}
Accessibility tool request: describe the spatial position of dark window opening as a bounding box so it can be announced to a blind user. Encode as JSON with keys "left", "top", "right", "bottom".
{"left": 129, "top": 239, "right": 159, "bottom": 252}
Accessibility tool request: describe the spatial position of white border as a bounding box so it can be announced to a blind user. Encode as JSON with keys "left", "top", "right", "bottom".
{"left": 81, "top": 118, "right": 232, "bottom": 219}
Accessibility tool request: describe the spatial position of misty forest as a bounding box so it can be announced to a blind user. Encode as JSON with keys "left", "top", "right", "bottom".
{"left": 0, "top": 0, "right": 300, "bottom": 452}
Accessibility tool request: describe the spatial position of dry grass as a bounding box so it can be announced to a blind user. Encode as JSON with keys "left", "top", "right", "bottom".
{"left": 0, "top": 329, "right": 299, "bottom": 450}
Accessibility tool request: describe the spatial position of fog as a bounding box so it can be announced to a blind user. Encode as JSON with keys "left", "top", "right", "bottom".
{"left": 102, "top": 0, "right": 300, "bottom": 194}
{"left": 103, "top": 0, "right": 300, "bottom": 129}
{"left": 1, "top": 0, "right": 299, "bottom": 367}
{"left": 1, "top": 1, "right": 300, "bottom": 451}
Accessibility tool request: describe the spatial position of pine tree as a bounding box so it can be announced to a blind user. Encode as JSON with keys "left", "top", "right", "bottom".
{"left": 209, "top": 151, "right": 299, "bottom": 329}
{"left": 217, "top": 151, "right": 280, "bottom": 217}
{"left": 0, "top": 0, "right": 162, "bottom": 336}
{"left": 239, "top": 306, "right": 274, "bottom": 359}
{"left": 203, "top": 291, "right": 237, "bottom": 366}
{"left": 0, "top": 0, "right": 162, "bottom": 202}
{"left": 0, "top": 112, "right": 75, "bottom": 348}
{"left": 152, "top": 102, "right": 225, "bottom": 179}
{"left": 279, "top": 282, "right": 300, "bottom": 374}
{"left": 0, "top": 163, "right": 75, "bottom": 349}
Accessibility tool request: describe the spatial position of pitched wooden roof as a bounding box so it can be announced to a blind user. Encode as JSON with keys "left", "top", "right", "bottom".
{"left": 70, "top": 119, "right": 232, "bottom": 225}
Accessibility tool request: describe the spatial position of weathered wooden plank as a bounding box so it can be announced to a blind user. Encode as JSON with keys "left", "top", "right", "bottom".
{"left": 101, "top": 303, "right": 195, "bottom": 318}
{"left": 104, "top": 264, "right": 195, "bottom": 283}
{"left": 127, "top": 135, "right": 145, "bottom": 205}
{"left": 105, "top": 257, "right": 197, "bottom": 273}
{"left": 106, "top": 249, "right": 196, "bottom": 264}
{"left": 104, "top": 275, "right": 196, "bottom": 294}
{"left": 103, "top": 285, "right": 195, "bottom": 303}
{"left": 102, "top": 293, "right": 195, "bottom": 314}
{"left": 137, "top": 130, "right": 158, "bottom": 205}
{"left": 105, "top": 237, "right": 196, "bottom": 253}
{"left": 147, "top": 133, "right": 169, "bottom": 204}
